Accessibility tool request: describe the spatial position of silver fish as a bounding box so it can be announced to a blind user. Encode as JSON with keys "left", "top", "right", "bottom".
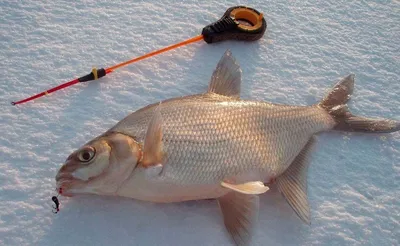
{"left": 55, "top": 50, "right": 399, "bottom": 245}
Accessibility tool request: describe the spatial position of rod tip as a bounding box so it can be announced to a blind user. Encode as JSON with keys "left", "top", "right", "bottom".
{"left": 11, "top": 102, "right": 16, "bottom": 106}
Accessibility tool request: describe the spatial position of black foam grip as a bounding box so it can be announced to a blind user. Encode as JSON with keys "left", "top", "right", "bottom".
{"left": 201, "top": 6, "right": 267, "bottom": 44}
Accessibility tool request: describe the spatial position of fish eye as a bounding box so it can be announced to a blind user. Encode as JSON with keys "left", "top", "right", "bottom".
{"left": 77, "top": 146, "right": 96, "bottom": 163}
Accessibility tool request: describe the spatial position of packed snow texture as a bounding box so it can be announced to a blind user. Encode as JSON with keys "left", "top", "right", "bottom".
{"left": 0, "top": 0, "right": 399, "bottom": 245}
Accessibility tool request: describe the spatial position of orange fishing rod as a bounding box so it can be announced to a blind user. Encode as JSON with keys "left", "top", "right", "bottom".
{"left": 12, "top": 6, "right": 266, "bottom": 105}
{"left": 11, "top": 35, "right": 204, "bottom": 105}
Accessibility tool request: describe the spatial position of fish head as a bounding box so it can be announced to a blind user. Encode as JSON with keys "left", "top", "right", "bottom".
{"left": 55, "top": 132, "right": 141, "bottom": 197}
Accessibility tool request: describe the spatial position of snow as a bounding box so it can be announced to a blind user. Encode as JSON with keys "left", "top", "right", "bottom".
{"left": 1, "top": 0, "right": 399, "bottom": 245}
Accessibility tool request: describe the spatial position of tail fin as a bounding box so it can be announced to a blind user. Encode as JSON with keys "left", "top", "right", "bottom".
{"left": 319, "top": 74, "right": 400, "bottom": 133}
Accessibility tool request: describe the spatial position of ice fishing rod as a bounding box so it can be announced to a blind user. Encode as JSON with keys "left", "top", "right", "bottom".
{"left": 12, "top": 6, "right": 266, "bottom": 106}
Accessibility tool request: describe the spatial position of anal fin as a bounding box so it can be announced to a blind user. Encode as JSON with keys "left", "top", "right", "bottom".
{"left": 276, "top": 137, "right": 316, "bottom": 225}
{"left": 218, "top": 192, "right": 259, "bottom": 246}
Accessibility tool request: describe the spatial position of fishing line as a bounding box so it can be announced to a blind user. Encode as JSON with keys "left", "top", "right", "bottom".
{"left": 12, "top": 6, "right": 266, "bottom": 105}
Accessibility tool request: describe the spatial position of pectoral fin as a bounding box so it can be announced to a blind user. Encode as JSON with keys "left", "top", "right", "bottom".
{"left": 221, "top": 181, "right": 269, "bottom": 195}
{"left": 218, "top": 192, "right": 259, "bottom": 246}
{"left": 141, "top": 104, "right": 164, "bottom": 168}
{"left": 276, "top": 137, "right": 316, "bottom": 224}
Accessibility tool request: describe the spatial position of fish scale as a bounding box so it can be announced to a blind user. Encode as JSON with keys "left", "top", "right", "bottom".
{"left": 110, "top": 93, "right": 334, "bottom": 185}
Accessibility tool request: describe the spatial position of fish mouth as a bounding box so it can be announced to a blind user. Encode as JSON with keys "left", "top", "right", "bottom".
{"left": 55, "top": 172, "right": 79, "bottom": 197}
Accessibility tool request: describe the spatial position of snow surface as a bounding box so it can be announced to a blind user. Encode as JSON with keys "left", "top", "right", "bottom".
{"left": 1, "top": 0, "right": 399, "bottom": 245}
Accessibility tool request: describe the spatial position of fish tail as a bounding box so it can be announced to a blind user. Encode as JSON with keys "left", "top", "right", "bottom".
{"left": 319, "top": 74, "right": 400, "bottom": 133}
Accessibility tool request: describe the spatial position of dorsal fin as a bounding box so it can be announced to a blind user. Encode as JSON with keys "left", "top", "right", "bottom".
{"left": 207, "top": 50, "right": 241, "bottom": 99}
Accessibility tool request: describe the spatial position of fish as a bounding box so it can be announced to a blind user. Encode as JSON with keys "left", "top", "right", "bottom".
{"left": 55, "top": 50, "right": 399, "bottom": 245}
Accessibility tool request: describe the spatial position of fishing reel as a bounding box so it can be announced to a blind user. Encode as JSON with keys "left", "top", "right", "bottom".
{"left": 202, "top": 6, "right": 267, "bottom": 43}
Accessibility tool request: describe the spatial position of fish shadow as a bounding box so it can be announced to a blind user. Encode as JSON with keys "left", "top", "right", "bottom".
{"left": 38, "top": 187, "right": 307, "bottom": 246}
